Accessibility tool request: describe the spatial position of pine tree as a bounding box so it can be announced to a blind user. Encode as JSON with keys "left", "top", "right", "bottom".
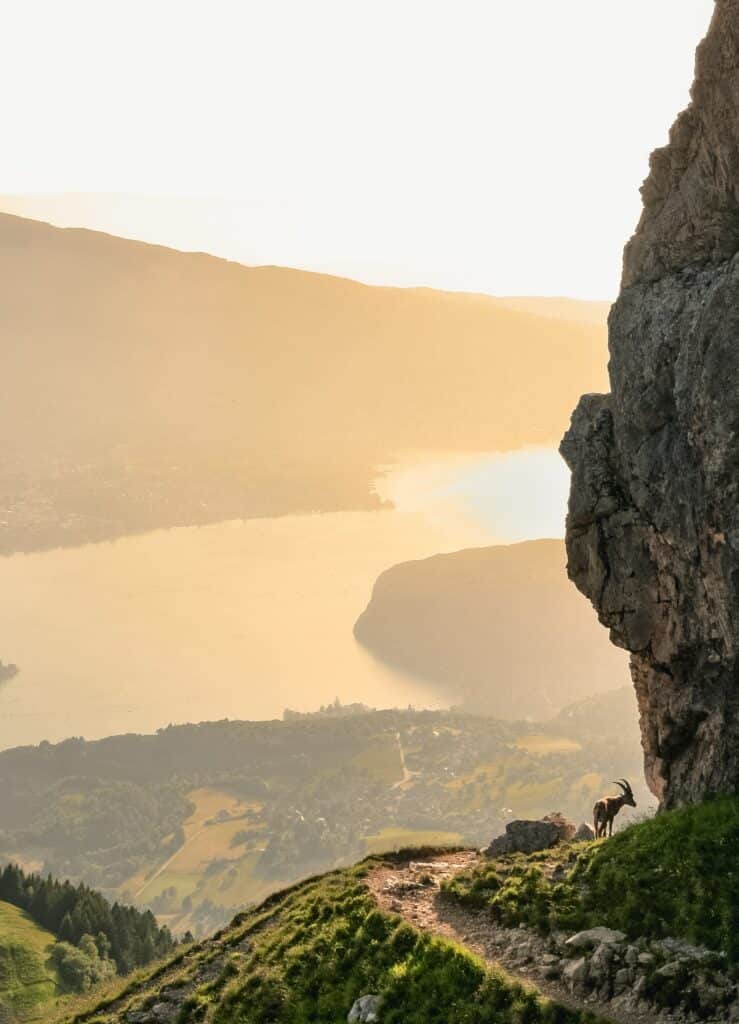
{"left": 59, "top": 912, "right": 75, "bottom": 943}
{"left": 0, "top": 863, "right": 174, "bottom": 975}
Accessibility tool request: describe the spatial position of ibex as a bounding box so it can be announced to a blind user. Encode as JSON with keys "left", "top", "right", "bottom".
{"left": 593, "top": 779, "right": 636, "bottom": 838}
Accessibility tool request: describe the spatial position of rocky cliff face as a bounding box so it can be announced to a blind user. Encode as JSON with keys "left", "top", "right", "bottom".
{"left": 561, "top": 1, "right": 739, "bottom": 808}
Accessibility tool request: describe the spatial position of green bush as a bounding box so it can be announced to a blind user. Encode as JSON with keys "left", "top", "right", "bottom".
{"left": 51, "top": 935, "right": 116, "bottom": 993}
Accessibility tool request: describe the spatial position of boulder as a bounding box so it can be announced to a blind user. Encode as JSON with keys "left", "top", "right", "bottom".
{"left": 539, "top": 953, "right": 561, "bottom": 979}
{"left": 565, "top": 927, "right": 626, "bottom": 951}
{"left": 573, "top": 822, "right": 595, "bottom": 842}
{"left": 613, "top": 967, "right": 631, "bottom": 997}
{"left": 562, "top": 956, "right": 589, "bottom": 992}
{"left": 590, "top": 941, "right": 615, "bottom": 974}
{"left": 484, "top": 812, "right": 575, "bottom": 855}
{"left": 542, "top": 812, "right": 576, "bottom": 841}
{"left": 348, "top": 994, "right": 382, "bottom": 1023}
{"left": 655, "top": 961, "right": 684, "bottom": 981}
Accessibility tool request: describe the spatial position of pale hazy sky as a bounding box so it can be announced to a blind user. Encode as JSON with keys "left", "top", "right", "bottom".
{"left": 1, "top": 0, "right": 715, "bottom": 298}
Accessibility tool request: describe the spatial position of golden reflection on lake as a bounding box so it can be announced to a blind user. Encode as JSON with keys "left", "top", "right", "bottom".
{"left": 0, "top": 448, "right": 565, "bottom": 749}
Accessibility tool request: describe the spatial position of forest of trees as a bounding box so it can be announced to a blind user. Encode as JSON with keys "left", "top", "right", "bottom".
{"left": 0, "top": 863, "right": 176, "bottom": 975}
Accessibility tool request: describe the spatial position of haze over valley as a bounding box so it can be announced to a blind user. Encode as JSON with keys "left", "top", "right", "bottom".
{"left": 0, "top": 215, "right": 618, "bottom": 747}
{"left": 0, "top": 214, "right": 609, "bottom": 553}
{"left": 4, "top": 4, "right": 734, "bottom": 1021}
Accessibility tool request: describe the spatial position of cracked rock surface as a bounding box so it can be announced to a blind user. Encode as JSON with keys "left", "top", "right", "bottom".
{"left": 561, "top": 0, "right": 739, "bottom": 807}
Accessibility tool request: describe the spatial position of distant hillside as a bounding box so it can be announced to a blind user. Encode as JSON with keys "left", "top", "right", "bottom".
{"left": 552, "top": 685, "right": 640, "bottom": 741}
{"left": 498, "top": 296, "right": 611, "bottom": 324}
{"left": 0, "top": 901, "right": 63, "bottom": 1022}
{"left": 354, "top": 539, "right": 629, "bottom": 718}
{"left": 0, "top": 702, "right": 647, "bottom": 937}
{"left": 0, "top": 214, "right": 608, "bottom": 552}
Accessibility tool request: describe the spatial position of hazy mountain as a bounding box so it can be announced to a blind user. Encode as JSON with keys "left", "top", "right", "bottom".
{"left": 497, "top": 296, "right": 611, "bottom": 324}
{"left": 354, "top": 539, "right": 629, "bottom": 719}
{"left": 0, "top": 214, "right": 608, "bottom": 552}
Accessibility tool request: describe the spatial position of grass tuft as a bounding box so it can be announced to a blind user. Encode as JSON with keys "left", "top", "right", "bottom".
{"left": 443, "top": 796, "right": 739, "bottom": 963}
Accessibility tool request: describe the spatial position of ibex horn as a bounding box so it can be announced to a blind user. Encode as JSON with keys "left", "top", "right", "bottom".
{"left": 620, "top": 778, "right": 633, "bottom": 792}
{"left": 612, "top": 780, "right": 628, "bottom": 792}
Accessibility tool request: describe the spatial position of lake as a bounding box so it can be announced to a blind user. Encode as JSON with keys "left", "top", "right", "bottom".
{"left": 0, "top": 448, "right": 569, "bottom": 749}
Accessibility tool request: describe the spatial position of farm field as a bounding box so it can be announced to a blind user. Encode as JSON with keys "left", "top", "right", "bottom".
{"left": 363, "top": 828, "right": 464, "bottom": 854}
{"left": 514, "top": 734, "right": 582, "bottom": 755}
{"left": 119, "top": 788, "right": 267, "bottom": 936}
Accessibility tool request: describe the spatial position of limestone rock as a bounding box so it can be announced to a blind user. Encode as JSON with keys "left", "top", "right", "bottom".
{"left": 562, "top": 956, "right": 589, "bottom": 992}
{"left": 541, "top": 812, "right": 576, "bottom": 841}
{"left": 613, "top": 967, "right": 631, "bottom": 997}
{"left": 655, "top": 961, "right": 684, "bottom": 981}
{"left": 565, "top": 927, "right": 626, "bottom": 951}
{"left": 483, "top": 812, "right": 575, "bottom": 855}
{"left": 348, "top": 994, "right": 382, "bottom": 1023}
{"left": 539, "top": 953, "right": 561, "bottom": 979}
{"left": 561, "top": 1, "right": 739, "bottom": 808}
{"left": 573, "top": 822, "right": 595, "bottom": 842}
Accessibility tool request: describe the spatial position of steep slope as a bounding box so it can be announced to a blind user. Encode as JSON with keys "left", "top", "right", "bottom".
{"left": 354, "top": 540, "right": 628, "bottom": 718}
{"left": 74, "top": 802, "right": 739, "bottom": 1024}
{"left": 68, "top": 855, "right": 598, "bottom": 1024}
{"left": 443, "top": 799, "right": 739, "bottom": 1021}
{"left": 561, "top": 1, "right": 739, "bottom": 807}
{"left": 0, "top": 213, "right": 608, "bottom": 552}
{"left": 0, "top": 901, "right": 64, "bottom": 1022}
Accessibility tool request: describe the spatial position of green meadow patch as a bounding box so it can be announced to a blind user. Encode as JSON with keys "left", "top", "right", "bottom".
{"left": 443, "top": 796, "right": 739, "bottom": 963}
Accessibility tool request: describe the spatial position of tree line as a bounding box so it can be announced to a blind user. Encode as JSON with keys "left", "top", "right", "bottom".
{"left": 0, "top": 862, "right": 176, "bottom": 974}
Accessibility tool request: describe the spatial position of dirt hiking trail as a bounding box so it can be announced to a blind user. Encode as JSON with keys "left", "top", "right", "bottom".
{"left": 367, "top": 851, "right": 666, "bottom": 1024}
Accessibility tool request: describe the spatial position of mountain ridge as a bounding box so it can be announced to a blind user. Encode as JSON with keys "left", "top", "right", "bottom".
{"left": 0, "top": 212, "right": 608, "bottom": 553}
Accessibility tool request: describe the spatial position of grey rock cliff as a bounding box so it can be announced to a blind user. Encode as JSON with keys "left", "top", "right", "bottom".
{"left": 561, "top": 0, "right": 739, "bottom": 808}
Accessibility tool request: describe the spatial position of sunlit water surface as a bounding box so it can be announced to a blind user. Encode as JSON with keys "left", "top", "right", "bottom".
{"left": 0, "top": 448, "right": 568, "bottom": 749}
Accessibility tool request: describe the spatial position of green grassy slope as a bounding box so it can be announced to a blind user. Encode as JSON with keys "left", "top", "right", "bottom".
{"left": 70, "top": 854, "right": 600, "bottom": 1024}
{"left": 0, "top": 901, "right": 64, "bottom": 1022}
{"left": 443, "top": 796, "right": 739, "bottom": 963}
